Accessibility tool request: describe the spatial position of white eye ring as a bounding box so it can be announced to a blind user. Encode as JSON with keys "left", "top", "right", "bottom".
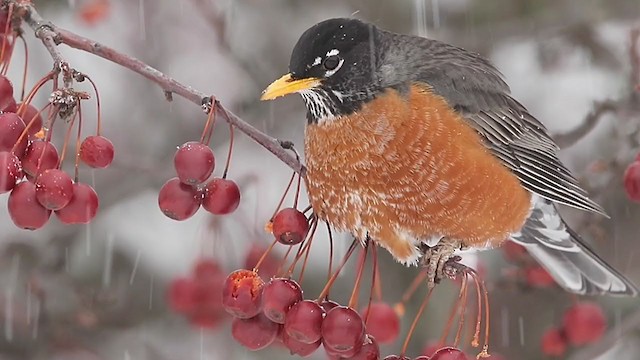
{"left": 324, "top": 57, "right": 344, "bottom": 77}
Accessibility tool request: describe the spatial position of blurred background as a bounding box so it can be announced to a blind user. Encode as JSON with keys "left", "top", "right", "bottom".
{"left": 1, "top": 0, "right": 640, "bottom": 359}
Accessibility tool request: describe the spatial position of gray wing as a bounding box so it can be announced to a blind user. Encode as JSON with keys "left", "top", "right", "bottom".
{"left": 401, "top": 37, "right": 605, "bottom": 215}
{"left": 512, "top": 196, "right": 637, "bottom": 296}
{"left": 384, "top": 35, "right": 637, "bottom": 295}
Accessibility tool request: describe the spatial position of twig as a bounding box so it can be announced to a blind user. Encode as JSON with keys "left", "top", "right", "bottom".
{"left": 15, "top": 0, "right": 305, "bottom": 175}
{"left": 554, "top": 100, "right": 618, "bottom": 148}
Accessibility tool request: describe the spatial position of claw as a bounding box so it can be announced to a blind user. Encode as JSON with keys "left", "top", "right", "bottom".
{"left": 420, "top": 238, "right": 461, "bottom": 289}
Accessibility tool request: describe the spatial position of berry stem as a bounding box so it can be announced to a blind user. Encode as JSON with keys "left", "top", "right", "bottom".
{"left": 200, "top": 98, "right": 216, "bottom": 144}
{"left": 18, "top": 34, "right": 28, "bottom": 101}
{"left": 400, "top": 287, "right": 434, "bottom": 356}
{"left": 363, "top": 244, "right": 379, "bottom": 325}
{"left": 253, "top": 237, "right": 279, "bottom": 273}
{"left": 0, "top": 2, "right": 13, "bottom": 73}
{"left": 348, "top": 242, "right": 369, "bottom": 309}
{"left": 222, "top": 123, "right": 234, "bottom": 179}
{"left": 284, "top": 216, "right": 317, "bottom": 276}
{"left": 316, "top": 239, "right": 358, "bottom": 301}
{"left": 58, "top": 106, "right": 79, "bottom": 167}
{"left": 439, "top": 274, "right": 468, "bottom": 347}
{"left": 268, "top": 171, "right": 296, "bottom": 222}
{"left": 453, "top": 275, "right": 469, "bottom": 347}
{"left": 372, "top": 245, "right": 382, "bottom": 301}
{"left": 85, "top": 76, "right": 102, "bottom": 136}
{"left": 296, "top": 217, "right": 318, "bottom": 283}
{"left": 325, "top": 221, "right": 334, "bottom": 290}
{"left": 73, "top": 100, "right": 83, "bottom": 182}
{"left": 275, "top": 244, "right": 295, "bottom": 277}
{"left": 16, "top": 71, "right": 54, "bottom": 117}
{"left": 10, "top": 102, "right": 53, "bottom": 154}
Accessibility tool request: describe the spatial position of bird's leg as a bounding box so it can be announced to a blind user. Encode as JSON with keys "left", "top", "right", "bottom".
{"left": 420, "top": 238, "right": 461, "bottom": 290}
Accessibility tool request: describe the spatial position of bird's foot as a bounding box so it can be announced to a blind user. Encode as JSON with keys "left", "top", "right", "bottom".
{"left": 420, "top": 238, "right": 462, "bottom": 290}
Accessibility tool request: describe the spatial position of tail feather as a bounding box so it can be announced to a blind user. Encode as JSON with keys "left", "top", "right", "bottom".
{"left": 512, "top": 196, "right": 637, "bottom": 296}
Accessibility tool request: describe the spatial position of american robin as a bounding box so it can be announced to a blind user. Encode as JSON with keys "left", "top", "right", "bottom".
{"left": 261, "top": 18, "right": 637, "bottom": 296}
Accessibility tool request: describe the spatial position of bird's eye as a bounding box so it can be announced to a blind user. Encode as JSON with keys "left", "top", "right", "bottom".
{"left": 323, "top": 55, "right": 341, "bottom": 71}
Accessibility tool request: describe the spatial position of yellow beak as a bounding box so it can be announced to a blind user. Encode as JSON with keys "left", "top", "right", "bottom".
{"left": 260, "top": 73, "right": 321, "bottom": 101}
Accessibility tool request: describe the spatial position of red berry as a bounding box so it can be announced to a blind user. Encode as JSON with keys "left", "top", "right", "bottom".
{"left": 8, "top": 181, "right": 51, "bottom": 229}
{"left": 284, "top": 300, "right": 325, "bottom": 344}
{"left": 157, "top": 177, "right": 202, "bottom": 221}
{"left": 541, "top": 327, "right": 567, "bottom": 357}
{"left": 0, "top": 75, "right": 15, "bottom": 113}
{"left": 35, "top": 169, "right": 74, "bottom": 210}
{"left": 502, "top": 240, "right": 527, "bottom": 262}
{"left": 202, "top": 177, "right": 240, "bottom": 215}
{"left": 0, "top": 151, "right": 21, "bottom": 193}
{"left": 79, "top": 135, "right": 115, "bottom": 168}
{"left": 0, "top": 112, "right": 27, "bottom": 157}
{"left": 55, "top": 183, "right": 99, "bottom": 224}
{"left": 350, "top": 334, "right": 380, "bottom": 360}
{"left": 360, "top": 301, "right": 400, "bottom": 344}
{"left": 320, "top": 299, "right": 340, "bottom": 313}
{"left": 281, "top": 329, "right": 321, "bottom": 357}
{"left": 222, "top": 269, "right": 264, "bottom": 319}
{"left": 272, "top": 207, "right": 309, "bottom": 245}
{"left": 422, "top": 342, "right": 440, "bottom": 357}
{"left": 16, "top": 103, "right": 43, "bottom": 136}
{"left": 231, "top": 314, "right": 279, "bottom": 351}
{"left": 262, "top": 278, "right": 303, "bottom": 324}
{"left": 169, "top": 259, "right": 227, "bottom": 328}
{"left": 168, "top": 277, "right": 197, "bottom": 314}
{"left": 383, "top": 356, "right": 410, "bottom": 360}
{"left": 624, "top": 161, "right": 640, "bottom": 202}
{"left": 562, "top": 302, "right": 606, "bottom": 345}
{"left": 430, "top": 347, "right": 469, "bottom": 360}
{"left": 22, "top": 141, "right": 59, "bottom": 177}
{"left": 525, "top": 266, "right": 555, "bottom": 288}
{"left": 415, "top": 357, "right": 431, "bottom": 360}
{"left": 322, "top": 306, "right": 366, "bottom": 354}
{"left": 174, "top": 141, "right": 214, "bottom": 185}
{"left": 193, "top": 258, "right": 224, "bottom": 280}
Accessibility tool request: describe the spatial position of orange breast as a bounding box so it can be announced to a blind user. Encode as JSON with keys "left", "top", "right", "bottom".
{"left": 304, "top": 85, "right": 531, "bottom": 263}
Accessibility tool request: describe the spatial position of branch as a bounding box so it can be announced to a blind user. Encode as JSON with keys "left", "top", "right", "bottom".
{"left": 554, "top": 100, "right": 618, "bottom": 149}
{"left": 15, "top": 1, "right": 305, "bottom": 175}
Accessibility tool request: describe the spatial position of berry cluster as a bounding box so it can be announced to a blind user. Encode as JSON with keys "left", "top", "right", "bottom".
{"left": 222, "top": 270, "right": 393, "bottom": 359}
{"left": 501, "top": 241, "right": 556, "bottom": 289}
{"left": 541, "top": 302, "right": 607, "bottom": 357}
{"left": 167, "top": 258, "right": 228, "bottom": 328}
{"left": 0, "top": 71, "right": 111, "bottom": 229}
{"left": 158, "top": 105, "right": 241, "bottom": 221}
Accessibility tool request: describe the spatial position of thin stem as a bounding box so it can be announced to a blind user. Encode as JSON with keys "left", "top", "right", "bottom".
{"left": 296, "top": 218, "right": 318, "bottom": 283}
{"left": 222, "top": 123, "right": 234, "bottom": 179}
{"left": 18, "top": 34, "right": 28, "bottom": 101}
{"left": 317, "top": 239, "right": 358, "bottom": 301}
{"left": 85, "top": 76, "right": 102, "bottom": 136}
{"left": 348, "top": 243, "right": 369, "bottom": 309}
{"left": 364, "top": 245, "right": 379, "bottom": 325}
{"left": 200, "top": 98, "right": 216, "bottom": 144}
{"left": 253, "top": 237, "right": 279, "bottom": 273}
{"left": 58, "top": 107, "right": 79, "bottom": 167}
{"left": 400, "top": 287, "right": 434, "bottom": 356}
{"left": 326, "top": 221, "right": 334, "bottom": 288}
{"left": 73, "top": 100, "right": 83, "bottom": 182}
{"left": 454, "top": 275, "right": 470, "bottom": 347}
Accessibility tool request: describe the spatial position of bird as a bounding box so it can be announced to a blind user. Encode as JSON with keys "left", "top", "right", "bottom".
{"left": 260, "top": 17, "right": 638, "bottom": 296}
